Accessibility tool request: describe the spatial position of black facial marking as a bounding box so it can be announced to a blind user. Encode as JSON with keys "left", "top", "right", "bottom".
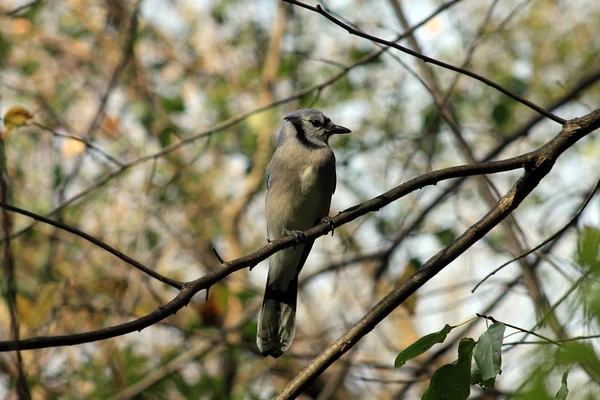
{"left": 310, "top": 119, "right": 322, "bottom": 127}
{"left": 289, "top": 119, "right": 322, "bottom": 149}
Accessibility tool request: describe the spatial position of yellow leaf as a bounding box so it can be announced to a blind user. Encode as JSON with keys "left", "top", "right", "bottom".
{"left": 15, "top": 294, "right": 35, "bottom": 329}
{"left": 16, "top": 283, "right": 60, "bottom": 330}
{"left": 10, "top": 18, "right": 32, "bottom": 35}
{"left": 2, "top": 106, "right": 34, "bottom": 138}
{"left": 88, "top": 277, "right": 128, "bottom": 298}
{"left": 62, "top": 138, "right": 86, "bottom": 157}
{"left": 396, "top": 260, "right": 420, "bottom": 315}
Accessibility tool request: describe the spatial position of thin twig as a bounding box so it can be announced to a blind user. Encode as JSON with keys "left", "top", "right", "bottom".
{"left": 472, "top": 177, "right": 600, "bottom": 292}
{"left": 284, "top": 0, "right": 566, "bottom": 125}
{"left": 476, "top": 313, "right": 563, "bottom": 347}
{"left": 0, "top": 202, "right": 184, "bottom": 289}
{"left": 3, "top": 0, "right": 40, "bottom": 16}
{"left": 211, "top": 246, "right": 225, "bottom": 264}
{"left": 33, "top": 122, "right": 123, "bottom": 167}
{"left": 503, "top": 334, "right": 600, "bottom": 346}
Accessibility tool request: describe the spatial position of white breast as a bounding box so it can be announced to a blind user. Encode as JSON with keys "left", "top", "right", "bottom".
{"left": 300, "top": 165, "right": 318, "bottom": 194}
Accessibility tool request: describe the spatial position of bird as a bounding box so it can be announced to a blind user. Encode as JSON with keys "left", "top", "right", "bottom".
{"left": 257, "top": 108, "right": 351, "bottom": 358}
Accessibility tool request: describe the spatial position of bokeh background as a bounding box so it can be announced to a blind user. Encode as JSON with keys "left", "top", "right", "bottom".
{"left": 1, "top": 0, "right": 600, "bottom": 398}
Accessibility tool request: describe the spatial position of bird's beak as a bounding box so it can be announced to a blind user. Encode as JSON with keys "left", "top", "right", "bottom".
{"left": 328, "top": 124, "right": 351, "bottom": 134}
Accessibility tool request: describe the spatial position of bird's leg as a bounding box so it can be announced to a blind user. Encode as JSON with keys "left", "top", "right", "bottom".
{"left": 321, "top": 216, "right": 335, "bottom": 236}
{"left": 282, "top": 229, "right": 306, "bottom": 250}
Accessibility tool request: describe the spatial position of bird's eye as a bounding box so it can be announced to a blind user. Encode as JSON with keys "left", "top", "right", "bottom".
{"left": 310, "top": 119, "right": 322, "bottom": 127}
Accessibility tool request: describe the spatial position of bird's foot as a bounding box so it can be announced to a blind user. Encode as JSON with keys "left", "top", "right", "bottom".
{"left": 282, "top": 229, "right": 306, "bottom": 250}
{"left": 321, "top": 216, "right": 335, "bottom": 236}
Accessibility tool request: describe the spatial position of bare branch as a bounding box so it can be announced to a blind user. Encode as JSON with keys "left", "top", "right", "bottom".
{"left": 476, "top": 313, "right": 563, "bottom": 347}
{"left": 0, "top": 202, "right": 184, "bottom": 290}
{"left": 284, "top": 0, "right": 566, "bottom": 125}
{"left": 33, "top": 122, "right": 123, "bottom": 167}
{"left": 472, "top": 177, "right": 600, "bottom": 292}
{"left": 3, "top": 0, "right": 40, "bottom": 16}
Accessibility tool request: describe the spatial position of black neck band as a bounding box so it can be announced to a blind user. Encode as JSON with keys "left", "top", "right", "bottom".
{"left": 289, "top": 120, "right": 325, "bottom": 149}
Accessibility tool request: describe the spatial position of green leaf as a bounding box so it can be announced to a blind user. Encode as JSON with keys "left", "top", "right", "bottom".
{"left": 52, "top": 165, "right": 64, "bottom": 189}
{"left": 421, "top": 105, "right": 442, "bottom": 137}
{"left": 435, "top": 229, "right": 457, "bottom": 247}
{"left": 577, "top": 225, "right": 600, "bottom": 268}
{"left": 501, "top": 75, "right": 528, "bottom": 97}
{"left": 422, "top": 338, "right": 476, "bottom": 400}
{"left": 492, "top": 101, "right": 511, "bottom": 127}
{"left": 161, "top": 95, "right": 185, "bottom": 113}
{"left": 350, "top": 47, "right": 379, "bottom": 63}
{"left": 394, "top": 324, "right": 454, "bottom": 369}
{"left": 557, "top": 342, "right": 600, "bottom": 371}
{"left": 0, "top": 33, "right": 13, "bottom": 68}
{"left": 474, "top": 322, "right": 505, "bottom": 380}
{"left": 240, "top": 130, "right": 258, "bottom": 156}
{"left": 470, "top": 368, "right": 496, "bottom": 390}
{"left": 20, "top": 61, "right": 40, "bottom": 76}
{"left": 146, "top": 229, "right": 160, "bottom": 249}
{"left": 554, "top": 368, "right": 570, "bottom": 400}
{"left": 158, "top": 127, "right": 172, "bottom": 148}
{"left": 515, "top": 366, "right": 553, "bottom": 400}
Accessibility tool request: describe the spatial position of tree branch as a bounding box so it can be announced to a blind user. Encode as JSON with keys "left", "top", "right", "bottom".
{"left": 283, "top": 0, "right": 566, "bottom": 125}
{"left": 0, "top": 202, "right": 184, "bottom": 289}
{"left": 394, "top": 176, "right": 596, "bottom": 397}
{"left": 472, "top": 176, "right": 600, "bottom": 292}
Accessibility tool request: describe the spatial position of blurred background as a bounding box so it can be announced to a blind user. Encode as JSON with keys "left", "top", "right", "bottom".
{"left": 0, "top": 0, "right": 600, "bottom": 398}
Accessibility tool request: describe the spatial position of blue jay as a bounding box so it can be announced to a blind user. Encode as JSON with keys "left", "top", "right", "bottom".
{"left": 257, "top": 109, "right": 351, "bottom": 358}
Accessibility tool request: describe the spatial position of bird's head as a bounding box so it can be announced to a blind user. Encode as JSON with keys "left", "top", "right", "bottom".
{"left": 283, "top": 108, "right": 351, "bottom": 148}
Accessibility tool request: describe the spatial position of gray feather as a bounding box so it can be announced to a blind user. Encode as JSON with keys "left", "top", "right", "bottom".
{"left": 257, "top": 109, "right": 349, "bottom": 358}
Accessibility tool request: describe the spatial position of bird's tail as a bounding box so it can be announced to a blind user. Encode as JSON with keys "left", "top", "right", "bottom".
{"left": 256, "top": 276, "right": 298, "bottom": 358}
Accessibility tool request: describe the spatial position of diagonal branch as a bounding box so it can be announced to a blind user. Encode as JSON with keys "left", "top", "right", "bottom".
{"left": 0, "top": 202, "right": 184, "bottom": 289}
{"left": 283, "top": 0, "right": 566, "bottom": 125}
{"left": 395, "top": 177, "right": 598, "bottom": 397}
{"left": 472, "top": 176, "right": 600, "bottom": 292}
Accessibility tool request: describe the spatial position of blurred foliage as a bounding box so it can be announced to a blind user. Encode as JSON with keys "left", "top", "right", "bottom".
{"left": 0, "top": 0, "right": 598, "bottom": 398}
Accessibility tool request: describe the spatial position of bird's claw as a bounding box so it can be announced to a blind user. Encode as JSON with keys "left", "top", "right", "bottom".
{"left": 321, "top": 216, "right": 335, "bottom": 236}
{"left": 283, "top": 229, "right": 306, "bottom": 249}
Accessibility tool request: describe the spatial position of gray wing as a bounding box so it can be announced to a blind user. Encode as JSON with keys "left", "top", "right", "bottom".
{"left": 293, "top": 154, "right": 337, "bottom": 275}
{"left": 265, "top": 162, "right": 271, "bottom": 190}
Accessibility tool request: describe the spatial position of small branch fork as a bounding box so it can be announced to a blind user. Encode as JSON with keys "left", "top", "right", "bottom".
{"left": 476, "top": 313, "right": 563, "bottom": 348}
{"left": 0, "top": 109, "right": 598, "bottom": 355}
